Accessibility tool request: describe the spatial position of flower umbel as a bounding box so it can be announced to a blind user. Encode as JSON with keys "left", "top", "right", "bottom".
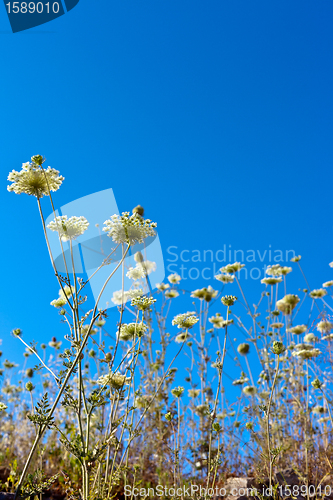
{"left": 7, "top": 159, "right": 64, "bottom": 198}
{"left": 103, "top": 212, "right": 157, "bottom": 245}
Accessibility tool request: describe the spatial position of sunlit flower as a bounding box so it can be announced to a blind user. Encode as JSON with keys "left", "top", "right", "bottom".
{"left": 309, "top": 289, "right": 328, "bottom": 299}
{"left": 276, "top": 294, "right": 300, "bottom": 314}
{"left": 172, "top": 312, "right": 199, "bottom": 329}
{"left": 50, "top": 297, "right": 67, "bottom": 308}
{"left": 138, "top": 260, "right": 157, "bottom": 275}
{"left": 168, "top": 273, "right": 181, "bottom": 284}
{"left": 111, "top": 290, "right": 129, "bottom": 305}
{"left": 188, "top": 389, "right": 200, "bottom": 398}
{"left": 237, "top": 343, "right": 250, "bottom": 355}
{"left": 103, "top": 212, "right": 157, "bottom": 245}
{"left": 271, "top": 322, "right": 284, "bottom": 329}
{"left": 221, "top": 295, "right": 237, "bottom": 306}
{"left": 165, "top": 289, "right": 179, "bottom": 299}
{"left": 312, "top": 405, "right": 326, "bottom": 414}
{"left": 126, "top": 266, "right": 145, "bottom": 280}
{"left": 261, "top": 277, "right": 283, "bottom": 285}
{"left": 233, "top": 373, "right": 249, "bottom": 386}
{"left": 156, "top": 282, "right": 170, "bottom": 291}
{"left": 292, "top": 348, "right": 321, "bottom": 359}
{"left": 195, "top": 404, "right": 208, "bottom": 416}
{"left": 208, "top": 313, "right": 233, "bottom": 329}
{"left": 191, "top": 286, "right": 218, "bottom": 302}
{"left": 97, "top": 372, "right": 131, "bottom": 389}
{"left": 60, "top": 285, "right": 75, "bottom": 299}
{"left": 219, "top": 262, "right": 245, "bottom": 274}
{"left": 323, "top": 281, "right": 333, "bottom": 288}
{"left": 323, "top": 334, "right": 333, "bottom": 341}
{"left": 118, "top": 322, "right": 147, "bottom": 341}
{"left": 266, "top": 265, "right": 284, "bottom": 276}
{"left": 243, "top": 385, "right": 256, "bottom": 396}
{"left": 317, "top": 320, "right": 333, "bottom": 334}
{"left": 329, "top": 262, "right": 333, "bottom": 268}
{"left": 131, "top": 295, "right": 156, "bottom": 311}
{"left": 7, "top": 160, "right": 64, "bottom": 198}
{"left": 47, "top": 216, "right": 89, "bottom": 241}
{"left": 0, "top": 402, "right": 8, "bottom": 412}
{"left": 304, "top": 333, "right": 318, "bottom": 343}
{"left": 214, "top": 273, "right": 235, "bottom": 283}
{"left": 287, "top": 325, "right": 307, "bottom": 335}
{"left": 291, "top": 255, "right": 301, "bottom": 262}
{"left": 171, "top": 386, "right": 184, "bottom": 398}
{"left": 175, "top": 332, "right": 189, "bottom": 343}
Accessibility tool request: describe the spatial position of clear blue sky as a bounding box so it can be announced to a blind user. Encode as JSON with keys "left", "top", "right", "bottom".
{"left": 1, "top": 0, "right": 333, "bottom": 375}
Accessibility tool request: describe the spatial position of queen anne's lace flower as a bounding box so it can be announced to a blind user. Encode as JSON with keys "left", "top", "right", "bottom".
{"left": 0, "top": 402, "right": 8, "bottom": 411}
{"left": 191, "top": 286, "right": 218, "bottom": 302}
{"left": 118, "top": 322, "right": 147, "bottom": 341}
{"left": 317, "top": 320, "right": 333, "bottom": 334}
{"left": 172, "top": 312, "right": 199, "bottom": 329}
{"left": 7, "top": 160, "right": 64, "bottom": 198}
{"left": 97, "top": 372, "right": 131, "bottom": 389}
{"left": 165, "top": 289, "right": 179, "bottom": 299}
{"left": 51, "top": 297, "right": 67, "bottom": 308}
{"left": 243, "top": 385, "right": 256, "bottom": 396}
{"left": 156, "top": 282, "right": 170, "bottom": 291}
{"left": 323, "top": 280, "right": 333, "bottom": 288}
{"left": 126, "top": 266, "right": 145, "bottom": 281}
{"left": 138, "top": 260, "right": 157, "bottom": 275}
{"left": 188, "top": 389, "right": 200, "bottom": 398}
{"left": 309, "top": 289, "right": 327, "bottom": 299}
{"left": 214, "top": 273, "right": 234, "bottom": 283}
{"left": 276, "top": 294, "right": 300, "bottom": 314}
{"left": 168, "top": 273, "right": 181, "bottom": 284}
{"left": 287, "top": 325, "right": 307, "bottom": 335}
{"left": 261, "top": 277, "right": 283, "bottom": 285}
{"left": 304, "top": 333, "right": 318, "bottom": 343}
{"left": 219, "top": 262, "right": 245, "bottom": 274}
{"left": 208, "top": 313, "right": 233, "bottom": 329}
{"left": 47, "top": 216, "right": 89, "bottom": 242}
{"left": 175, "top": 332, "right": 189, "bottom": 343}
{"left": 103, "top": 212, "right": 157, "bottom": 245}
{"left": 292, "top": 347, "right": 321, "bottom": 359}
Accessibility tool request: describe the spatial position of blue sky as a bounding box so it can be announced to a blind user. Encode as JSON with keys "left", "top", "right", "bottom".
{"left": 1, "top": 0, "right": 333, "bottom": 384}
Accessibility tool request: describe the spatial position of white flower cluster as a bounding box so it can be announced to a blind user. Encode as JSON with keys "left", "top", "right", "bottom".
{"left": 97, "top": 371, "right": 131, "bottom": 389}
{"left": 266, "top": 265, "right": 292, "bottom": 276}
{"left": 172, "top": 312, "right": 199, "bottom": 329}
{"left": 103, "top": 212, "right": 157, "bottom": 245}
{"left": 126, "top": 260, "right": 157, "bottom": 280}
{"left": 118, "top": 322, "right": 147, "bottom": 341}
{"left": 47, "top": 215, "right": 89, "bottom": 241}
{"left": 7, "top": 160, "right": 64, "bottom": 198}
{"left": 111, "top": 288, "right": 143, "bottom": 305}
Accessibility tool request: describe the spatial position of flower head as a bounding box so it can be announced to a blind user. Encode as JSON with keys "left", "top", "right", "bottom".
{"left": 237, "top": 343, "right": 250, "bottom": 355}
{"left": 311, "top": 378, "right": 323, "bottom": 390}
{"left": 174, "top": 331, "right": 190, "bottom": 343}
{"left": 118, "top": 322, "right": 147, "bottom": 341}
{"left": 287, "top": 325, "right": 307, "bottom": 335}
{"left": 131, "top": 295, "right": 156, "bottom": 311}
{"left": 291, "top": 255, "right": 301, "bottom": 262}
{"left": 165, "top": 289, "right": 179, "bottom": 299}
{"left": 171, "top": 386, "right": 184, "bottom": 398}
{"left": 47, "top": 216, "right": 89, "bottom": 242}
{"left": 103, "top": 212, "right": 156, "bottom": 245}
{"left": 168, "top": 273, "right": 181, "bottom": 284}
{"left": 188, "top": 389, "right": 200, "bottom": 398}
{"left": 261, "top": 277, "right": 283, "bottom": 285}
{"left": 276, "top": 294, "right": 300, "bottom": 315}
{"left": 0, "top": 402, "right": 8, "bottom": 412}
{"left": 172, "top": 312, "right": 199, "bottom": 330}
{"left": 7, "top": 159, "right": 64, "bottom": 198}
{"left": 309, "top": 289, "right": 327, "bottom": 299}
{"left": 156, "top": 282, "right": 170, "bottom": 291}
{"left": 304, "top": 333, "right": 318, "bottom": 343}
{"left": 317, "top": 320, "right": 333, "bottom": 334}
{"left": 209, "top": 313, "right": 233, "bottom": 329}
{"left": 323, "top": 281, "right": 333, "bottom": 288}
{"left": 243, "top": 385, "right": 256, "bottom": 396}
{"left": 219, "top": 262, "right": 245, "bottom": 274}
{"left": 126, "top": 266, "right": 145, "bottom": 281}
{"left": 221, "top": 295, "right": 237, "bottom": 306}
{"left": 214, "top": 273, "right": 235, "bottom": 284}
{"left": 97, "top": 372, "right": 131, "bottom": 389}
{"left": 272, "top": 341, "right": 286, "bottom": 355}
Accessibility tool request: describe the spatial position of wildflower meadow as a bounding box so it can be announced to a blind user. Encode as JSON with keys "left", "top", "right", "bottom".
{"left": 0, "top": 156, "right": 333, "bottom": 500}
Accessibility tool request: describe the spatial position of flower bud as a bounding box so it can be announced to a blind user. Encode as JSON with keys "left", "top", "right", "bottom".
{"left": 26, "top": 368, "right": 34, "bottom": 378}
{"left": 25, "top": 382, "right": 34, "bottom": 392}
{"left": 272, "top": 341, "right": 285, "bottom": 355}
{"left": 132, "top": 205, "right": 144, "bottom": 216}
{"left": 165, "top": 412, "right": 172, "bottom": 421}
{"left": 311, "top": 378, "right": 322, "bottom": 390}
{"left": 221, "top": 295, "right": 237, "bottom": 306}
{"left": 237, "top": 343, "right": 250, "bottom": 356}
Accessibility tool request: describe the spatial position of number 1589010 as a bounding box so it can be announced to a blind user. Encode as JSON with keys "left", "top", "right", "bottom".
{"left": 6, "top": 2, "right": 60, "bottom": 13}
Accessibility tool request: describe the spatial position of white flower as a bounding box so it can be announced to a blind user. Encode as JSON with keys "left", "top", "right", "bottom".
{"left": 59, "top": 285, "right": 75, "bottom": 298}
{"left": 292, "top": 348, "right": 321, "bottom": 359}
{"left": 156, "top": 282, "right": 170, "bottom": 291}
{"left": 271, "top": 322, "right": 284, "bottom": 329}
{"left": 175, "top": 332, "right": 189, "bottom": 343}
{"left": 261, "top": 277, "right": 283, "bottom": 285}
{"left": 103, "top": 212, "right": 157, "bottom": 245}
{"left": 168, "top": 273, "right": 181, "bottom": 284}
{"left": 303, "top": 333, "right": 318, "bottom": 343}
{"left": 243, "top": 385, "right": 256, "bottom": 396}
{"left": 219, "top": 262, "right": 245, "bottom": 274}
{"left": 323, "top": 281, "right": 333, "bottom": 288}
{"left": 165, "top": 289, "right": 179, "bottom": 299}
{"left": 138, "top": 260, "right": 157, "bottom": 275}
{"left": 97, "top": 372, "right": 131, "bottom": 389}
{"left": 127, "top": 288, "right": 144, "bottom": 299}
{"left": 317, "top": 320, "right": 333, "bottom": 334}
{"left": 51, "top": 297, "right": 67, "bottom": 308}
{"left": 111, "top": 290, "right": 129, "bottom": 305}
{"left": 47, "top": 216, "right": 89, "bottom": 241}
{"left": 310, "top": 289, "right": 327, "bottom": 299}
{"left": 172, "top": 312, "right": 199, "bottom": 329}
{"left": 7, "top": 161, "right": 64, "bottom": 198}
{"left": 329, "top": 262, "right": 333, "bottom": 268}
{"left": 208, "top": 313, "right": 233, "bottom": 329}
{"left": 214, "top": 273, "right": 235, "bottom": 284}
{"left": 118, "top": 322, "right": 147, "bottom": 341}
{"left": 0, "top": 402, "right": 8, "bottom": 412}
{"left": 126, "top": 266, "right": 145, "bottom": 280}
{"left": 287, "top": 325, "right": 307, "bottom": 335}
